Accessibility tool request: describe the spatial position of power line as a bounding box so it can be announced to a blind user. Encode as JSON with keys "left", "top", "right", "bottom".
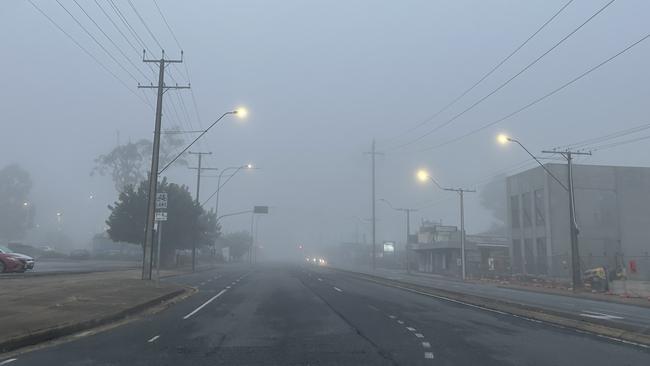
{"left": 381, "top": 0, "right": 574, "bottom": 149}
{"left": 106, "top": 0, "right": 155, "bottom": 56}
{"left": 71, "top": 0, "right": 151, "bottom": 82}
{"left": 419, "top": 32, "right": 650, "bottom": 152}
{"left": 554, "top": 122, "right": 650, "bottom": 150}
{"left": 55, "top": 0, "right": 139, "bottom": 82}
{"left": 93, "top": 0, "right": 142, "bottom": 57}
{"left": 390, "top": 0, "right": 617, "bottom": 151}
{"left": 152, "top": 0, "right": 182, "bottom": 50}
{"left": 589, "top": 133, "right": 650, "bottom": 152}
{"left": 127, "top": 0, "right": 164, "bottom": 50}
{"left": 26, "top": 0, "right": 150, "bottom": 107}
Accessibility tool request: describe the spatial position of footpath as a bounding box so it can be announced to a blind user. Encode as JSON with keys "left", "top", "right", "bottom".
{"left": 0, "top": 266, "right": 208, "bottom": 353}
{"left": 331, "top": 265, "right": 650, "bottom": 346}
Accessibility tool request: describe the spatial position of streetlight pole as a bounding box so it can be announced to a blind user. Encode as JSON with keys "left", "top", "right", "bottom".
{"left": 379, "top": 199, "right": 418, "bottom": 274}
{"left": 417, "top": 171, "right": 475, "bottom": 280}
{"left": 498, "top": 134, "right": 590, "bottom": 290}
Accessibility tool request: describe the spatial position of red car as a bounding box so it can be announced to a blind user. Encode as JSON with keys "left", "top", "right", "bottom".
{"left": 0, "top": 245, "right": 35, "bottom": 273}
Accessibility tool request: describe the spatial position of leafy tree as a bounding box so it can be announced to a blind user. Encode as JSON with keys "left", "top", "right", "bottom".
{"left": 0, "top": 164, "right": 34, "bottom": 241}
{"left": 105, "top": 177, "right": 220, "bottom": 265}
{"left": 92, "top": 130, "right": 187, "bottom": 192}
{"left": 479, "top": 175, "right": 507, "bottom": 232}
{"left": 217, "top": 231, "right": 252, "bottom": 261}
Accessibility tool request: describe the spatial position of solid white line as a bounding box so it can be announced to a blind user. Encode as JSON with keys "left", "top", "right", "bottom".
{"left": 406, "top": 327, "right": 416, "bottom": 332}
{"left": 422, "top": 342, "right": 431, "bottom": 348}
{"left": 0, "top": 359, "right": 17, "bottom": 365}
{"left": 333, "top": 287, "right": 343, "bottom": 292}
{"left": 183, "top": 289, "right": 228, "bottom": 320}
{"left": 424, "top": 351, "right": 434, "bottom": 359}
{"left": 415, "top": 333, "right": 424, "bottom": 338}
{"left": 147, "top": 335, "right": 160, "bottom": 343}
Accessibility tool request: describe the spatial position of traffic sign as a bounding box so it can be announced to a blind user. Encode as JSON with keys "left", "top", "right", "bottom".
{"left": 155, "top": 211, "right": 167, "bottom": 221}
{"left": 253, "top": 205, "right": 268, "bottom": 214}
{"left": 156, "top": 193, "right": 168, "bottom": 209}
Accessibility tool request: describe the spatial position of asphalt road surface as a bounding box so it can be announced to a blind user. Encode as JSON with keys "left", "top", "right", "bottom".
{"left": 347, "top": 266, "right": 650, "bottom": 332}
{"left": 3, "top": 264, "right": 649, "bottom": 365}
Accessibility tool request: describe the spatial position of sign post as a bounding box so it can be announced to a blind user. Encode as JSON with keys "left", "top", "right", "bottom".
{"left": 154, "top": 193, "right": 167, "bottom": 285}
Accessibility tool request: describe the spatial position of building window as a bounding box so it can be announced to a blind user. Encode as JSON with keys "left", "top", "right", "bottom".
{"left": 536, "top": 237, "right": 547, "bottom": 275}
{"left": 512, "top": 239, "right": 522, "bottom": 273}
{"left": 524, "top": 238, "right": 535, "bottom": 274}
{"left": 522, "top": 192, "right": 532, "bottom": 228}
{"left": 534, "top": 189, "right": 545, "bottom": 226}
{"left": 510, "top": 195, "right": 520, "bottom": 229}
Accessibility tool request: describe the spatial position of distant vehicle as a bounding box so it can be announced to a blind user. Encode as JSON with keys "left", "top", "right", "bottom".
{"left": 69, "top": 249, "right": 91, "bottom": 260}
{"left": 0, "top": 245, "right": 35, "bottom": 272}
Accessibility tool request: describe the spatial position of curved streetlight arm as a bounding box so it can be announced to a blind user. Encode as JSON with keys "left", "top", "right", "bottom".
{"left": 378, "top": 198, "right": 397, "bottom": 211}
{"left": 159, "top": 111, "right": 235, "bottom": 174}
{"left": 217, "top": 209, "right": 253, "bottom": 222}
{"left": 509, "top": 138, "right": 569, "bottom": 191}
{"left": 426, "top": 175, "right": 449, "bottom": 191}
{"left": 201, "top": 165, "right": 248, "bottom": 207}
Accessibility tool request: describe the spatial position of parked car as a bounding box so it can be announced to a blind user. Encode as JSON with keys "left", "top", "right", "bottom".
{"left": 70, "top": 249, "right": 91, "bottom": 260}
{"left": 0, "top": 245, "right": 35, "bottom": 273}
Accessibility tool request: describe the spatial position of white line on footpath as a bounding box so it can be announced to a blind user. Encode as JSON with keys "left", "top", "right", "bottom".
{"left": 183, "top": 289, "right": 228, "bottom": 320}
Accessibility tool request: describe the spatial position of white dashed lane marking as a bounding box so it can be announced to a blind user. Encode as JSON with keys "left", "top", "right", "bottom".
{"left": 406, "top": 327, "right": 416, "bottom": 332}
{"left": 318, "top": 278, "right": 323, "bottom": 281}
{"left": 333, "top": 287, "right": 343, "bottom": 292}
{"left": 425, "top": 352, "right": 435, "bottom": 359}
{"left": 397, "top": 320, "right": 404, "bottom": 325}
{"left": 388, "top": 315, "right": 396, "bottom": 319}
{"left": 422, "top": 342, "right": 431, "bottom": 348}
{"left": 147, "top": 335, "right": 160, "bottom": 343}
{"left": 415, "top": 333, "right": 424, "bottom": 338}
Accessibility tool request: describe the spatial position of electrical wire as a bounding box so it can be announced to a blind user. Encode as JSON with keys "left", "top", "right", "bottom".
{"left": 71, "top": 0, "right": 151, "bottom": 82}
{"left": 381, "top": 0, "right": 574, "bottom": 149}
{"left": 389, "top": 0, "right": 617, "bottom": 151}
{"left": 26, "top": 0, "right": 150, "bottom": 107}
{"left": 152, "top": 0, "right": 182, "bottom": 50}
{"left": 126, "top": 0, "right": 164, "bottom": 50}
{"left": 418, "top": 33, "right": 650, "bottom": 152}
{"left": 55, "top": 0, "right": 139, "bottom": 82}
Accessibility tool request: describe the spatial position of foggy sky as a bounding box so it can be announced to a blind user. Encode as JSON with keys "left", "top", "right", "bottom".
{"left": 1, "top": 0, "right": 648, "bottom": 257}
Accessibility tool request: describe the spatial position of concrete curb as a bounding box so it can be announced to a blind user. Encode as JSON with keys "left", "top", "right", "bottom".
{"left": 0, "top": 287, "right": 192, "bottom": 354}
{"left": 332, "top": 268, "right": 650, "bottom": 347}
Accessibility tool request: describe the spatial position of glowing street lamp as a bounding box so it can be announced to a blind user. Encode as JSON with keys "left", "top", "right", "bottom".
{"left": 414, "top": 169, "right": 475, "bottom": 280}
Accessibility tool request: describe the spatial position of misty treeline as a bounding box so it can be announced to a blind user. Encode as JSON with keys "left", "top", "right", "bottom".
{"left": 479, "top": 175, "right": 507, "bottom": 235}
{"left": 0, "top": 164, "right": 34, "bottom": 241}
{"left": 92, "top": 128, "right": 187, "bottom": 193}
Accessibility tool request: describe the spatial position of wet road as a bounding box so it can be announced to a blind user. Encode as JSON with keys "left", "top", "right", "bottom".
{"left": 3, "top": 264, "right": 649, "bottom": 365}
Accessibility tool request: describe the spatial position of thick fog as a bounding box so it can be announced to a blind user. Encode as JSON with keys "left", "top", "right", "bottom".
{"left": 1, "top": 0, "right": 648, "bottom": 260}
